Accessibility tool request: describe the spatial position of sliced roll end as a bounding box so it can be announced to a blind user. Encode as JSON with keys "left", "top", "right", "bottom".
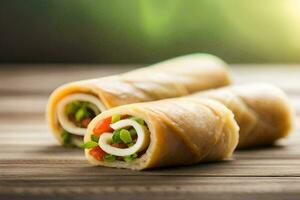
{"left": 84, "top": 98, "right": 239, "bottom": 170}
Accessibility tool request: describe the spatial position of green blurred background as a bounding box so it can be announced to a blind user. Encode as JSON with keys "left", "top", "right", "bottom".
{"left": 1, "top": 0, "right": 300, "bottom": 63}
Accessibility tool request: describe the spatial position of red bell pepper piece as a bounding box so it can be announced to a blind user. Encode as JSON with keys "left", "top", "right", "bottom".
{"left": 93, "top": 117, "right": 113, "bottom": 136}
{"left": 89, "top": 146, "right": 105, "bottom": 161}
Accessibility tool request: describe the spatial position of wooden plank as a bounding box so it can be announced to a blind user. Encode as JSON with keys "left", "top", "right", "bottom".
{"left": 0, "top": 95, "right": 47, "bottom": 114}
{"left": 0, "top": 65, "right": 300, "bottom": 95}
{"left": 1, "top": 177, "right": 300, "bottom": 200}
{"left": 1, "top": 142, "right": 300, "bottom": 160}
{"left": 1, "top": 157, "right": 300, "bottom": 178}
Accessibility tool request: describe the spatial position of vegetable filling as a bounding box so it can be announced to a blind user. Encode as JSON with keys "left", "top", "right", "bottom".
{"left": 56, "top": 93, "right": 106, "bottom": 145}
{"left": 60, "top": 101, "right": 99, "bottom": 146}
{"left": 66, "top": 101, "right": 99, "bottom": 128}
{"left": 81, "top": 115, "right": 150, "bottom": 162}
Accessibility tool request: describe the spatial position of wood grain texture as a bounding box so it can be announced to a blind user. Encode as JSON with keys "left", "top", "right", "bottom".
{"left": 0, "top": 64, "right": 300, "bottom": 200}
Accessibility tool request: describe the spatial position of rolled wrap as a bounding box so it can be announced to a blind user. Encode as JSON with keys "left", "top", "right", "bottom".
{"left": 194, "top": 83, "right": 293, "bottom": 149}
{"left": 47, "top": 54, "right": 231, "bottom": 145}
{"left": 85, "top": 98, "right": 239, "bottom": 170}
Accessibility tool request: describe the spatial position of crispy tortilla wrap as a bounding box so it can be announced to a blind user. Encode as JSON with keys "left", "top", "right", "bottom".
{"left": 47, "top": 54, "right": 230, "bottom": 146}
{"left": 195, "top": 83, "right": 293, "bottom": 148}
{"left": 84, "top": 98, "right": 239, "bottom": 170}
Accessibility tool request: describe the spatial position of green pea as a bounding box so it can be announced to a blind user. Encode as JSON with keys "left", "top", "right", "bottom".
{"left": 104, "top": 154, "right": 116, "bottom": 162}
{"left": 124, "top": 153, "right": 138, "bottom": 162}
{"left": 65, "top": 101, "right": 80, "bottom": 114}
{"left": 80, "top": 141, "right": 98, "bottom": 149}
{"left": 112, "top": 129, "right": 122, "bottom": 143}
{"left": 61, "top": 130, "right": 71, "bottom": 145}
{"left": 91, "top": 135, "right": 100, "bottom": 143}
{"left": 111, "top": 114, "right": 121, "bottom": 123}
{"left": 75, "top": 107, "right": 89, "bottom": 122}
{"left": 120, "top": 129, "right": 132, "bottom": 144}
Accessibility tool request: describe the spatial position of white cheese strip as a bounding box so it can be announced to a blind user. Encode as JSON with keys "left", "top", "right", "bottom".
{"left": 57, "top": 93, "right": 106, "bottom": 136}
{"left": 99, "top": 119, "right": 150, "bottom": 157}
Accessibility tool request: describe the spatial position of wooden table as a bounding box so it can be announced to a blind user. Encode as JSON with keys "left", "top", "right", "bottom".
{"left": 1, "top": 64, "right": 300, "bottom": 200}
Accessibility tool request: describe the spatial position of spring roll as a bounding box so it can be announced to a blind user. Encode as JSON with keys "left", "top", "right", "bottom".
{"left": 83, "top": 98, "right": 239, "bottom": 170}
{"left": 194, "top": 83, "right": 293, "bottom": 149}
{"left": 47, "top": 54, "right": 230, "bottom": 146}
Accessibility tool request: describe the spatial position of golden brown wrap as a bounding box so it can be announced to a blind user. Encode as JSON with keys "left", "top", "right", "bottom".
{"left": 47, "top": 54, "right": 230, "bottom": 145}
{"left": 85, "top": 98, "right": 239, "bottom": 170}
{"left": 194, "top": 83, "right": 293, "bottom": 149}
